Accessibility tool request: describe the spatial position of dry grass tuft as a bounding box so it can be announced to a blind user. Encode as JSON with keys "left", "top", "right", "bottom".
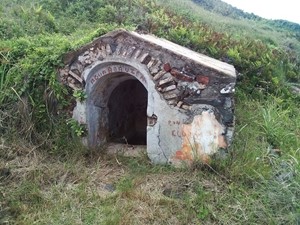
{"left": 1, "top": 131, "right": 299, "bottom": 224}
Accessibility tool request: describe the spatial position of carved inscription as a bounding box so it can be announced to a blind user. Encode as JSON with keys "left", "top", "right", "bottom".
{"left": 168, "top": 120, "right": 180, "bottom": 126}
{"left": 168, "top": 120, "right": 186, "bottom": 137}
{"left": 90, "top": 64, "right": 147, "bottom": 86}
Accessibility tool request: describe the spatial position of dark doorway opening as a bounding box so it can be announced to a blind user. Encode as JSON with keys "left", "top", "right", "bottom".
{"left": 108, "top": 79, "right": 147, "bottom": 145}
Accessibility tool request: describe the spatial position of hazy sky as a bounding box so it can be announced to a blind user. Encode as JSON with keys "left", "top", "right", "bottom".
{"left": 221, "top": 0, "right": 300, "bottom": 24}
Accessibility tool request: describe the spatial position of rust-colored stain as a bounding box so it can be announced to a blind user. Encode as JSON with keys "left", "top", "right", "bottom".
{"left": 172, "top": 111, "right": 227, "bottom": 165}
{"left": 170, "top": 68, "right": 194, "bottom": 82}
{"left": 196, "top": 75, "right": 210, "bottom": 85}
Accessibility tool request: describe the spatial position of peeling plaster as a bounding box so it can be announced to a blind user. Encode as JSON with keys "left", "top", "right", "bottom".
{"left": 60, "top": 29, "right": 236, "bottom": 165}
{"left": 171, "top": 111, "right": 227, "bottom": 165}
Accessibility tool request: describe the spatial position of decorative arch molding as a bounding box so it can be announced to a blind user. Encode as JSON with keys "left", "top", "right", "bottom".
{"left": 83, "top": 60, "right": 155, "bottom": 147}
{"left": 59, "top": 29, "right": 237, "bottom": 165}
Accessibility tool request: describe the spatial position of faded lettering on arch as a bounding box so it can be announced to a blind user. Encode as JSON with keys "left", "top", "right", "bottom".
{"left": 90, "top": 64, "right": 147, "bottom": 86}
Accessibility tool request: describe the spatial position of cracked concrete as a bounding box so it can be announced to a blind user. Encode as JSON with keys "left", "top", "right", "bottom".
{"left": 59, "top": 29, "right": 236, "bottom": 165}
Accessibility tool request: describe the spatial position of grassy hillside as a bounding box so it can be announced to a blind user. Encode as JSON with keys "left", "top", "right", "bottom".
{"left": 159, "top": 0, "right": 300, "bottom": 54}
{"left": 193, "top": 0, "right": 300, "bottom": 33}
{"left": 0, "top": 0, "right": 299, "bottom": 224}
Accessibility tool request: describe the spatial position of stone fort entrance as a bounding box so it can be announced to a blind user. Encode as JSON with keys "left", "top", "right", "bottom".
{"left": 59, "top": 29, "right": 236, "bottom": 165}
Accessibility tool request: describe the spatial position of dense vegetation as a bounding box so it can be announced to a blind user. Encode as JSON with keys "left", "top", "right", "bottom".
{"left": 0, "top": 0, "right": 299, "bottom": 224}
{"left": 193, "top": 0, "right": 300, "bottom": 33}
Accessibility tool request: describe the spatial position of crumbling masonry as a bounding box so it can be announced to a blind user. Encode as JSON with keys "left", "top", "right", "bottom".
{"left": 59, "top": 29, "right": 236, "bottom": 165}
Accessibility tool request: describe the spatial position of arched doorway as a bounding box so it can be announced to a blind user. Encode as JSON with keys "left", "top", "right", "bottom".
{"left": 64, "top": 29, "right": 237, "bottom": 164}
{"left": 107, "top": 79, "right": 147, "bottom": 145}
{"left": 86, "top": 62, "right": 151, "bottom": 148}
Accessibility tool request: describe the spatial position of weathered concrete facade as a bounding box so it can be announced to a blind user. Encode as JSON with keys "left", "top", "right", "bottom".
{"left": 59, "top": 29, "right": 236, "bottom": 165}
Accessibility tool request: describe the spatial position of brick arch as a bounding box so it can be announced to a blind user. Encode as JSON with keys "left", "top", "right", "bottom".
{"left": 59, "top": 37, "right": 192, "bottom": 111}
{"left": 59, "top": 29, "right": 236, "bottom": 165}
{"left": 84, "top": 60, "right": 153, "bottom": 147}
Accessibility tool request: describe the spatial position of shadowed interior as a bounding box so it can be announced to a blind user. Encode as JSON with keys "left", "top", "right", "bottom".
{"left": 108, "top": 79, "right": 147, "bottom": 145}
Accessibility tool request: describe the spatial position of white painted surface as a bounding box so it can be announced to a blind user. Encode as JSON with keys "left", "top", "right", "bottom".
{"left": 130, "top": 31, "right": 236, "bottom": 77}
{"left": 72, "top": 100, "right": 87, "bottom": 124}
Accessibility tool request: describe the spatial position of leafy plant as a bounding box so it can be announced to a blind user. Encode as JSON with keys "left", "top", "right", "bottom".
{"left": 73, "top": 89, "right": 87, "bottom": 102}
{"left": 67, "top": 118, "right": 86, "bottom": 137}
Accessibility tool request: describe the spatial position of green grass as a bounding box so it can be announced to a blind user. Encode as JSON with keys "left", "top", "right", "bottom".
{"left": 157, "top": 0, "right": 300, "bottom": 53}
{"left": 1, "top": 153, "right": 298, "bottom": 224}
{"left": 0, "top": 0, "right": 299, "bottom": 224}
{"left": 1, "top": 92, "right": 299, "bottom": 224}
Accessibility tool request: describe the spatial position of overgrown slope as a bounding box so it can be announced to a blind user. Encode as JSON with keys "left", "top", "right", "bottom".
{"left": 160, "top": 0, "right": 300, "bottom": 54}
{"left": 193, "top": 0, "right": 300, "bottom": 33}
{"left": 0, "top": 0, "right": 299, "bottom": 224}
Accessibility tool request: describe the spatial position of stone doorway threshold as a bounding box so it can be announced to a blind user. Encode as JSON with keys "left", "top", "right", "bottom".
{"left": 106, "top": 142, "right": 147, "bottom": 158}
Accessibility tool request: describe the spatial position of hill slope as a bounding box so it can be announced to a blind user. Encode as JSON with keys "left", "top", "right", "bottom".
{"left": 158, "top": 0, "right": 300, "bottom": 55}
{"left": 0, "top": 0, "right": 299, "bottom": 224}
{"left": 194, "top": 0, "right": 300, "bottom": 32}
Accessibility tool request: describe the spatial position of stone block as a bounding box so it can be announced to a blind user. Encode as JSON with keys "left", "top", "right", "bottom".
{"left": 106, "top": 44, "right": 112, "bottom": 55}
{"left": 126, "top": 46, "right": 136, "bottom": 58}
{"left": 69, "top": 70, "right": 83, "bottom": 83}
{"left": 164, "top": 93, "right": 177, "bottom": 100}
{"left": 70, "top": 61, "right": 84, "bottom": 74}
{"left": 163, "top": 63, "right": 172, "bottom": 72}
{"left": 162, "top": 84, "right": 177, "bottom": 92}
{"left": 67, "top": 82, "right": 80, "bottom": 90}
{"left": 149, "top": 61, "right": 162, "bottom": 75}
{"left": 114, "top": 45, "right": 123, "bottom": 56}
{"left": 120, "top": 46, "right": 129, "bottom": 57}
{"left": 132, "top": 48, "right": 142, "bottom": 59}
{"left": 139, "top": 52, "right": 149, "bottom": 62}
{"left": 158, "top": 77, "right": 174, "bottom": 87}
{"left": 171, "top": 68, "right": 194, "bottom": 82}
{"left": 199, "top": 84, "right": 206, "bottom": 90}
{"left": 177, "top": 101, "right": 183, "bottom": 108}
{"left": 140, "top": 53, "right": 151, "bottom": 64}
{"left": 153, "top": 70, "right": 166, "bottom": 80}
{"left": 167, "top": 100, "right": 177, "bottom": 105}
{"left": 181, "top": 104, "right": 191, "bottom": 110}
{"left": 220, "top": 83, "right": 235, "bottom": 94}
{"left": 147, "top": 58, "right": 157, "bottom": 68}
{"left": 196, "top": 75, "right": 210, "bottom": 85}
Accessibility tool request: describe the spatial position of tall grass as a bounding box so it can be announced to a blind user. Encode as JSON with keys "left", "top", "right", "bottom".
{"left": 0, "top": 0, "right": 299, "bottom": 224}
{"left": 1, "top": 92, "right": 299, "bottom": 224}
{"left": 157, "top": 0, "right": 300, "bottom": 52}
